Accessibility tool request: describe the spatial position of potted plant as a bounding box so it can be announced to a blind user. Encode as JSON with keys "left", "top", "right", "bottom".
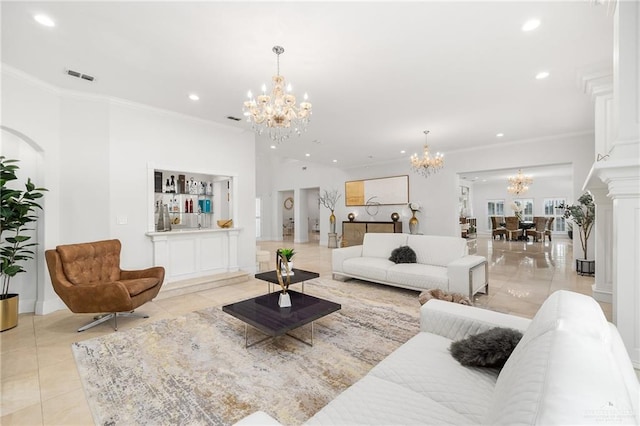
{"left": 275, "top": 248, "right": 295, "bottom": 307}
{"left": 319, "top": 189, "right": 341, "bottom": 234}
{"left": 559, "top": 193, "right": 595, "bottom": 271}
{"left": 1, "top": 156, "right": 47, "bottom": 331}
{"left": 277, "top": 248, "right": 295, "bottom": 276}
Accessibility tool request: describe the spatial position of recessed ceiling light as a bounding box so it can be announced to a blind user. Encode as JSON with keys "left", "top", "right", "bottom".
{"left": 522, "top": 19, "right": 541, "bottom": 32}
{"left": 535, "top": 71, "right": 550, "bottom": 80}
{"left": 496, "top": 133, "right": 504, "bottom": 138}
{"left": 188, "top": 94, "right": 199, "bottom": 101}
{"left": 305, "top": 153, "right": 310, "bottom": 157}
{"left": 34, "top": 14, "right": 55, "bottom": 27}
{"left": 270, "top": 145, "right": 276, "bottom": 149}
{"left": 400, "top": 150, "right": 406, "bottom": 154}
{"left": 332, "top": 159, "right": 338, "bottom": 163}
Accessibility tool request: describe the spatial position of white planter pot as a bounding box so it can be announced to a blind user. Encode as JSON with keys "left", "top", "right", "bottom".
{"left": 280, "top": 261, "right": 294, "bottom": 276}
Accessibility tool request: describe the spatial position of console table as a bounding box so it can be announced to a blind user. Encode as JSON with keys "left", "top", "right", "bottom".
{"left": 342, "top": 221, "right": 403, "bottom": 247}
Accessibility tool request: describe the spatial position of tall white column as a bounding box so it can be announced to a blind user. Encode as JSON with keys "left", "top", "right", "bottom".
{"left": 606, "top": 0, "right": 640, "bottom": 368}
{"left": 583, "top": 0, "right": 640, "bottom": 368}
{"left": 588, "top": 188, "right": 614, "bottom": 304}
{"left": 579, "top": 66, "right": 614, "bottom": 304}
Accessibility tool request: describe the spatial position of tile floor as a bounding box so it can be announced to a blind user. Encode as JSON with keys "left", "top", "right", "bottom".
{"left": 0, "top": 236, "right": 610, "bottom": 425}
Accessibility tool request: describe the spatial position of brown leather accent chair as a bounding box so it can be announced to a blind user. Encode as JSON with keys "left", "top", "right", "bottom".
{"left": 45, "top": 239, "right": 164, "bottom": 332}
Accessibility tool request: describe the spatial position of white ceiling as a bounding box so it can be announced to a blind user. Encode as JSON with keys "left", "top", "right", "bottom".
{"left": 1, "top": 1, "right": 613, "bottom": 169}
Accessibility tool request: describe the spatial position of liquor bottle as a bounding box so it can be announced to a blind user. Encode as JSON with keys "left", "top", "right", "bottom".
{"left": 165, "top": 179, "right": 170, "bottom": 193}
{"left": 189, "top": 198, "right": 194, "bottom": 213}
{"left": 185, "top": 199, "right": 189, "bottom": 213}
{"left": 170, "top": 175, "right": 176, "bottom": 193}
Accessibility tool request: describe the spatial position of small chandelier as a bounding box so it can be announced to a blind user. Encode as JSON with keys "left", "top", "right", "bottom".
{"left": 507, "top": 169, "right": 533, "bottom": 195}
{"left": 243, "top": 46, "right": 312, "bottom": 143}
{"left": 410, "top": 130, "right": 444, "bottom": 177}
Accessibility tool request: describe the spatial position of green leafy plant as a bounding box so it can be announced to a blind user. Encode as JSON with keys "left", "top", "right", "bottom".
{"left": 1, "top": 156, "right": 47, "bottom": 299}
{"left": 277, "top": 248, "right": 295, "bottom": 261}
{"left": 558, "top": 193, "right": 595, "bottom": 260}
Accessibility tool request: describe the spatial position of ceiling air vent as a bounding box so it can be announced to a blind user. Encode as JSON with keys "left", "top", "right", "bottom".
{"left": 226, "top": 116, "right": 241, "bottom": 121}
{"left": 65, "top": 69, "right": 95, "bottom": 82}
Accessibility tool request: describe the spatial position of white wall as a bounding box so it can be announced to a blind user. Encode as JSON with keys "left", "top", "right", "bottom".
{"left": 257, "top": 155, "right": 349, "bottom": 245}
{"left": 1, "top": 66, "right": 256, "bottom": 314}
{"left": 257, "top": 133, "right": 595, "bottom": 255}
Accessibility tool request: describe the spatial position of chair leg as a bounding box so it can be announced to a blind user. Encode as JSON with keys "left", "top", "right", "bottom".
{"left": 78, "top": 313, "right": 115, "bottom": 332}
{"left": 77, "top": 311, "right": 149, "bottom": 332}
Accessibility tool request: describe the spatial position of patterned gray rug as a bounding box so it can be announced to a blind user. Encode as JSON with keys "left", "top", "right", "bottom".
{"left": 72, "top": 279, "right": 421, "bottom": 426}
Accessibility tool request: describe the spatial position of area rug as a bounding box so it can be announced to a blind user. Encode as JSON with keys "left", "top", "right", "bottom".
{"left": 72, "top": 279, "right": 421, "bottom": 426}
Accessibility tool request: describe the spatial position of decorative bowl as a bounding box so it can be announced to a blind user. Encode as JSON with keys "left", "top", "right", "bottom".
{"left": 217, "top": 219, "right": 233, "bottom": 228}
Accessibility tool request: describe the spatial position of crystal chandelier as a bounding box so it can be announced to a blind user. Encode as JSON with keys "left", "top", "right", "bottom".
{"left": 507, "top": 169, "right": 533, "bottom": 195}
{"left": 243, "top": 46, "right": 312, "bottom": 143}
{"left": 410, "top": 131, "right": 444, "bottom": 177}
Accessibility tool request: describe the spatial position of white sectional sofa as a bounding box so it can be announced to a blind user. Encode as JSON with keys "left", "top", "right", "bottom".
{"left": 239, "top": 290, "right": 640, "bottom": 425}
{"left": 332, "top": 233, "right": 488, "bottom": 298}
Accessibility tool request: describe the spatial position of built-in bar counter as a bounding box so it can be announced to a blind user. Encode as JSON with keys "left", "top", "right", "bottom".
{"left": 146, "top": 227, "right": 241, "bottom": 284}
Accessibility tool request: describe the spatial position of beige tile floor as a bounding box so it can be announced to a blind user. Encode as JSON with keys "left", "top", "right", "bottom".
{"left": 0, "top": 236, "right": 610, "bottom": 425}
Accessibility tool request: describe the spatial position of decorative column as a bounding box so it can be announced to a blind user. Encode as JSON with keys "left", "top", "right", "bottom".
{"left": 584, "top": 0, "right": 640, "bottom": 368}
{"left": 579, "top": 64, "right": 614, "bottom": 303}
{"left": 588, "top": 188, "right": 613, "bottom": 304}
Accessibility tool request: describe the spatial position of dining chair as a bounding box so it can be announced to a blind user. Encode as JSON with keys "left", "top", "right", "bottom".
{"left": 545, "top": 217, "right": 555, "bottom": 241}
{"left": 491, "top": 216, "right": 506, "bottom": 240}
{"left": 526, "top": 217, "right": 548, "bottom": 242}
{"left": 504, "top": 216, "right": 523, "bottom": 241}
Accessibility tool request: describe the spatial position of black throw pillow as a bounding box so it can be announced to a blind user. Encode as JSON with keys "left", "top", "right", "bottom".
{"left": 389, "top": 246, "right": 417, "bottom": 264}
{"left": 449, "top": 327, "right": 523, "bottom": 368}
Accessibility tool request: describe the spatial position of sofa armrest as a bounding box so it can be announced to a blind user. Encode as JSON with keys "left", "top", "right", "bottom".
{"left": 447, "top": 255, "right": 488, "bottom": 298}
{"left": 233, "top": 411, "right": 282, "bottom": 426}
{"left": 420, "top": 299, "right": 531, "bottom": 341}
{"left": 332, "top": 245, "right": 363, "bottom": 274}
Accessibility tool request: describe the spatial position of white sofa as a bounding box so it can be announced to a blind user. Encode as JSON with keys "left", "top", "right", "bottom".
{"left": 239, "top": 290, "right": 640, "bottom": 425}
{"left": 332, "top": 233, "right": 488, "bottom": 298}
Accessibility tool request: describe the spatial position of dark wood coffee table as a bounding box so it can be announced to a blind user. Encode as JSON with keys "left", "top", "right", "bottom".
{"left": 255, "top": 268, "right": 320, "bottom": 294}
{"left": 222, "top": 290, "right": 341, "bottom": 348}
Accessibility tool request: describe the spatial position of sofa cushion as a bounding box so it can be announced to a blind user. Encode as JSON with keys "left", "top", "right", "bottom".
{"left": 343, "top": 257, "right": 393, "bottom": 282}
{"left": 407, "top": 235, "right": 468, "bottom": 267}
{"left": 388, "top": 246, "right": 417, "bottom": 264}
{"left": 367, "top": 332, "right": 499, "bottom": 423}
{"left": 387, "top": 264, "right": 448, "bottom": 290}
{"left": 486, "top": 291, "right": 638, "bottom": 425}
{"left": 449, "top": 327, "right": 522, "bottom": 368}
{"left": 361, "top": 233, "right": 408, "bottom": 259}
{"left": 305, "top": 375, "right": 473, "bottom": 426}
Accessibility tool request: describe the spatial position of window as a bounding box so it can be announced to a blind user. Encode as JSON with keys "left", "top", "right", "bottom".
{"left": 487, "top": 200, "right": 505, "bottom": 229}
{"left": 512, "top": 199, "right": 533, "bottom": 222}
{"left": 255, "top": 197, "right": 261, "bottom": 238}
{"left": 544, "top": 198, "right": 566, "bottom": 232}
